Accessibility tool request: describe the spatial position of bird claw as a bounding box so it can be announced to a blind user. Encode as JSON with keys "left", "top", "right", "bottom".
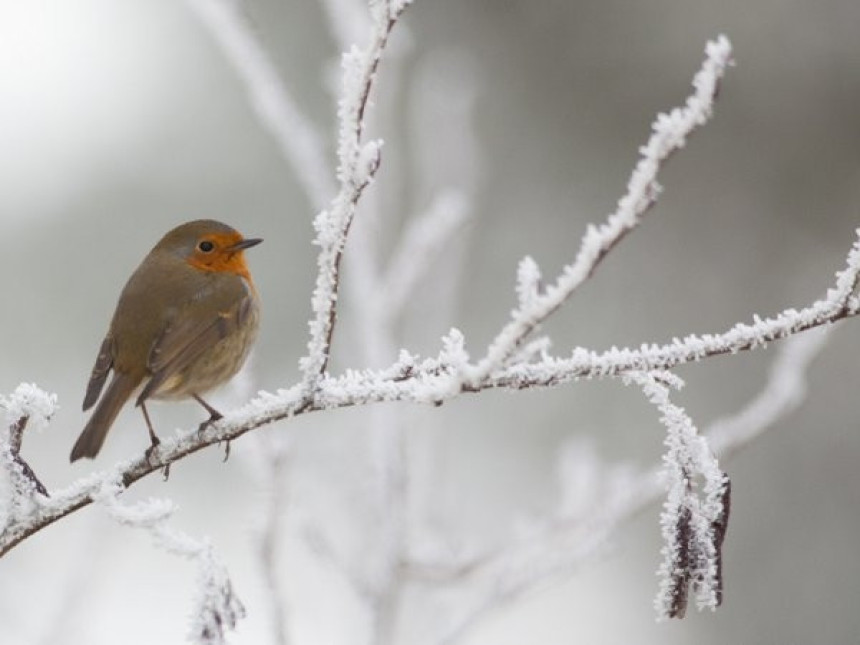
{"left": 144, "top": 440, "right": 171, "bottom": 481}
{"left": 196, "top": 411, "right": 222, "bottom": 436}
{"left": 195, "top": 412, "right": 230, "bottom": 462}
{"left": 144, "top": 440, "right": 160, "bottom": 463}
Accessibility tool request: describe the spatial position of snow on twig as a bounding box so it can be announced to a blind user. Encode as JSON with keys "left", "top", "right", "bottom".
{"left": 625, "top": 372, "right": 729, "bottom": 619}
{"left": 0, "top": 384, "right": 56, "bottom": 520}
{"left": 96, "top": 480, "right": 246, "bottom": 644}
{"left": 300, "top": 0, "right": 412, "bottom": 389}
{"left": 467, "top": 35, "right": 733, "bottom": 384}
{"left": 485, "top": 230, "right": 860, "bottom": 388}
{"left": 428, "top": 324, "right": 829, "bottom": 643}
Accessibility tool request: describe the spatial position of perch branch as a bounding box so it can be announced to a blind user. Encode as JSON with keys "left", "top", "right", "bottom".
{"left": 0, "top": 263, "right": 851, "bottom": 560}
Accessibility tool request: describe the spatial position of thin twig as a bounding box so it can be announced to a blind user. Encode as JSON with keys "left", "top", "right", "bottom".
{"left": 432, "top": 329, "right": 828, "bottom": 644}
{"left": 300, "top": 0, "right": 411, "bottom": 389}
{"left": 6, "top": 416, "right": 49, "bottom": 497}
{"left": 466, "top": 36, "right": 733, "bottom": 382}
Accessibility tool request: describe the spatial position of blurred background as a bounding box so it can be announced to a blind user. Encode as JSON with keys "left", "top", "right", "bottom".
{"left": 1, "top": 0, "right": 859, "bottom": 643}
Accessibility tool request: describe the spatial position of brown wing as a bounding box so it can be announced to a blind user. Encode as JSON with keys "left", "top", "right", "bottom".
{"left": 135, "top": 292, "right": 254, "bottom": 405}
{"left": 83, "top": 335, "right": 115, "bottom": 411}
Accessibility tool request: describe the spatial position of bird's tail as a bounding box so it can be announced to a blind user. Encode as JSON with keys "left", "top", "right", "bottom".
{"left": 70, "top": 372, "right": 140, "bottom": 461}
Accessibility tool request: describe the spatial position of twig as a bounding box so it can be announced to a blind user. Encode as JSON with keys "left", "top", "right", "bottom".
{"left": 626, "top": 371, "right": 728, "bottom": 619}
{"left": 300, "top": 0, "right": 412, "bottom": 389}
{"left": 1, "top": 384, "right": 56, "bottom": 505}
{"left": 95, "top": 481, "right": 245, "bottom": 644}
{"left": 433, "top": 329, "right": 828, "bottom": 644}
{"left": 6, "top": 416, "right": 48, "bottom": 498}
{"left": 467, "top": 36, "right": 733, "bottom": 383}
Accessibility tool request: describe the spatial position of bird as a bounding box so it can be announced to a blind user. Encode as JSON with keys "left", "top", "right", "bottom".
{"left": 70, "top": 219, "right": 262, "bottom": 462}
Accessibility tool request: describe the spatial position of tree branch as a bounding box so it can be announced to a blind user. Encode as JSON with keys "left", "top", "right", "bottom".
{"left": 300, "top": 0, "right": 411, "bottom": 389}
{"left": 2, "top": 244, "right": 853, "bottom": 559}
{"left": 466, "top": 35, "right": 733, "bottom": 383}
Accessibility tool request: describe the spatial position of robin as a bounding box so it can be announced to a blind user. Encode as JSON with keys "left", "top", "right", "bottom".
{"left": 70, "top": 219, "right": 262, "bottom": 461}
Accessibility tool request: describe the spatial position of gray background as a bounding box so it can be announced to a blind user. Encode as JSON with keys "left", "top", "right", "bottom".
{"left": 1, "top": 0, "right": 859, "bottom": 643}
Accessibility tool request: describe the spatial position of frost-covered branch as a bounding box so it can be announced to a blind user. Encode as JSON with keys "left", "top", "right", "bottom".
{"left": 183, "top": 0, "right": 414, "bottom": 392}
{"left": 0, "top": 384, "right": 56, "bottom": 523}
{"left": 300, "top": 0, "right": 412, "bottom": 389}
{"left": 626, "top": 371, "right": 729, "bottom": 619}
{"left": 466, "top": 35, "right": 733, "bottom": 383}
{"left": 427, "top": 329, "right": 828, "bottom": 644}
{"left": 481, "top": 234, "right": 860, "bottom": 388}
{"left": 2, "top": 219, "right": 857, "bottom": 559}
{"left": 96, "top": 480, "right": 245, "bottom": 644}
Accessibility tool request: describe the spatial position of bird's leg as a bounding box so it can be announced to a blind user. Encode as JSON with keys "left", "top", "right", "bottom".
{"left": 191, "top": 393, "right": 230, "bottom": 461}
{"left": 141, "top": 401, "right": 160, "bottom": 451}
{"left": 141, "top": 401, "right": 170, "bottom": 479}
{"left": 192, "top": 393, "right": 223, "bottom": 428}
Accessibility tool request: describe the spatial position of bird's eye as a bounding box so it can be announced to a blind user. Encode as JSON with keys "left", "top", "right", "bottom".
{"left": 198, "top": 240, "right": 215, "bottom": 253}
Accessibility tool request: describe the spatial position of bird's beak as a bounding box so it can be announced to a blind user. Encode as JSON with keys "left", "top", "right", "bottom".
{"left": 230, "top": 237, "right": 263, "bottom": 251}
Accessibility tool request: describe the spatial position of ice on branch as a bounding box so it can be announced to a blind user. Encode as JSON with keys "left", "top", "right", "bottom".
{"left": 439, "top": 328, "right": 469, "bottom": 371}
{"left": 300, "top": 1, "right": 409, "bottom": 388}
{"left": 191, "top": 549, "right": 246, "bottom": 645}
{"left": 0, "top": 384, "right": 56, "bottom": 521}
{"left": 515, "top": 256, "right": 542, "bottom": 311}
{"left": 357, "top": 139, "right": 383, "bottom": 185}
{"left": 96, "top": 482, "right": 245, "bottom": 643}
{"left": 467, "top": 35, "right": 733, "bottom": 384}
{"left": 1, "top": 383, "right": 57, "bottom": 432}
{"left": 480, "top": 229, "right": 860, "bottom": 389}
{"left": 626, "top": 372, "right": 730, "bottom": 620}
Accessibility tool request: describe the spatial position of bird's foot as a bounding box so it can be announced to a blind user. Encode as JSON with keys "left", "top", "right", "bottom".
{"left": 144, "top": 436, "right": 170, "bottom": 480}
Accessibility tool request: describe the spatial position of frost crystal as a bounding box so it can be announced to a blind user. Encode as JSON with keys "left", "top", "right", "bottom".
{"left": 470, "top": 35, "right": 733, "bottom": 381}
{"left": 627, "top": 371, "right": 730, "bottom": 620}
{"left": 1, "top": 383, "right": 58, "bottom": 432}
{"left": 191, "top": 548, "right": 247, "bottom": 645}
{"left": 95, "top": 483, "right": 246, "bottom": 643}
{"left": 515, "top": 256, "right": 542, "bottom": 310}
